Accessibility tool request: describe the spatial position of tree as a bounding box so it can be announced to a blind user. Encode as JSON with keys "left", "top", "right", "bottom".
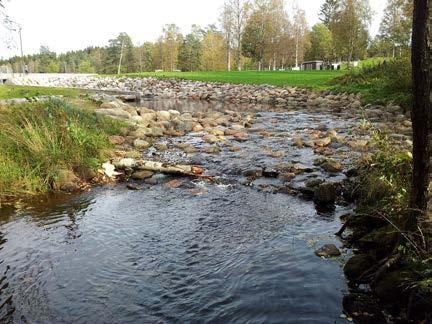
{"left": 221, "top": 3, "right": 234, "bottom": 71}
{"left": 242, "top": 0, "right": 271, "bottom": 70}
{"left": 292, "top": 5, "right": 309, "bottom": 68}
{"left": 38, "top": 45, "right": 56, "bottom": 73}
{"left": 242, "top": 0, "right": 289, "bottom": 70}
{"left": 78, "top": 60, "right": 95, "bottom": 73}
{"left": 160, "top": 23, "right": 183, "bottom": 71}
{"left": 331, "top": 0, "right": 371, "bottom": 63}
{"left": 222, "top": 0, "right": 251, "bottom": 71}
{"left": 102, "top": 33, "right": 134, "bottom": 74}
{"left": 379, "top": 0, "right": 413, "bottom": 57}
{"left": 319, "top": 0, "right": 340, "bottom": 26}
{"left": 306, "top": 23, "right": 333, "bottom": 61}
{"left": 410, "top": 0, "right": 431, "bottom": 224}
{"left": 136, "top": 42, "right": 154, "bottom": 72}
{"left": 178, "top": 25, "right": 203, "bottom": 71}
{"left": 201, "top": 28, "right": 226, "bottom": 71}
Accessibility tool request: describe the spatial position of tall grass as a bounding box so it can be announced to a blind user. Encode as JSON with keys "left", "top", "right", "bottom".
{"left": 0, "top": 99, "right": 124, "bottom": 196}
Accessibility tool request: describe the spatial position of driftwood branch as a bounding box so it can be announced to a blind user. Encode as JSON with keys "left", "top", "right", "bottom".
{"left": 136, "top": 160, "right": 204, "bottom": 177}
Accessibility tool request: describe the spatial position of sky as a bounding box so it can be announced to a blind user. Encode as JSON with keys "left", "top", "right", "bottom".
{"left": 0, "top": 0, "right": 387, "bottom": 59}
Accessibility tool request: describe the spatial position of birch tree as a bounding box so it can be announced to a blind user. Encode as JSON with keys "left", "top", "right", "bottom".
{"left": 292, "top": 5, "right": 308, "bottom": 68}
{"left": 222, "top": 0, "right": 251, "bottom": 71}
{"left": 331, "top": 0, "right": 371, "bottom": 63}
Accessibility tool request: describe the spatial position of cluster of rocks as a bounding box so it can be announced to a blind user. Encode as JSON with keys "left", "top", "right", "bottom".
{"left": 10, "top": 75, "right": 407, "bottom": 117}
{"left": 95, "top": 96, "right": 253, "bottom": 142}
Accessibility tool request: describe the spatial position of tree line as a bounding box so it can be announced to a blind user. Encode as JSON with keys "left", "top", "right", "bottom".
{"left": 0, "top": 0, "right": 413, "bottom": 73}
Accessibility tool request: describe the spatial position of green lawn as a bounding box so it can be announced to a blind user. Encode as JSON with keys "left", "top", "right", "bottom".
{"left": 120, "top": 70, "right": 344, "bottom": 90}
{"left": 0, "top": 85, "right": 79, "bottom": 100}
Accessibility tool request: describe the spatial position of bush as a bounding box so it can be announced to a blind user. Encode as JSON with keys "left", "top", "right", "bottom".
{"left": 333, "top": 57, "right": 412, "bottom": 109}
{"left": 0, "top": 99, "right": 124, "bottom": 196}
{"left": 355, "top": 131, "right": 412, "bottom": 214}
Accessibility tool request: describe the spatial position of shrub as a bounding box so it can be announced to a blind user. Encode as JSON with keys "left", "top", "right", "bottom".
{"left": 333, "top": 57, "right": 412, "bottom": 109}
{"left": 355, "top": 131, "right": 412, "bottom": 214}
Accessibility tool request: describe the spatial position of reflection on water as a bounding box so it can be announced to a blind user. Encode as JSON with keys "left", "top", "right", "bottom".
{"left": 0, "top": 100, "right": 354, "bottom": 323}
{"left": 140, "top": 99, "right": 273, "bottom": 113}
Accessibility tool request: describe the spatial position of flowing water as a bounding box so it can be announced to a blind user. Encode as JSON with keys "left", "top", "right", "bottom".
{"left": 0, "top": 100, "right": 360, "bottom": 323}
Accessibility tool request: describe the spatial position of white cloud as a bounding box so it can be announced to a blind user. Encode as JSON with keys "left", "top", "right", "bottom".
{"left": 1, "top": 0, "right": 387, "bottom": 59}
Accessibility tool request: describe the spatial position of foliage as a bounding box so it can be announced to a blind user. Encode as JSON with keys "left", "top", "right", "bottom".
{"left": 78, "top": 60, "right": 95, "bottom": 73}
{"left": 355, "top": 131, "right": 412, "bottom": 214}
{"left": 103, "top": 32, "right": 136, "bottom": 74}
{"left": 332, "top": 57, "right": 412, "bottom": 108}
{"left": 0, "top": 100, "right": 123, "bottom": 196}
{"left": 201, "top": 29, "right": 227, "bottom": 71}
{"left": 378, "top": 0, "right": 413, "bottom": 56}
{"left": 305, "top": 23, "right": 334, "bottom": 61}
{"left": 178, "top": 26, "right": 203, "bottom": 71}
{"left": 319, "top": 0, "right": 340, "bottom": 26}
{"left": 330, "top": 0, "right": 371, "bottom": 62}
{"left": 353, "top": 132, "right": 432, "bottom": 297}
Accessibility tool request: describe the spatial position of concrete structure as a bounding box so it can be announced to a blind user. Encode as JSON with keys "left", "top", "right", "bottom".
{"left": 0, "top": 65, "right": 13, "bottom": 84}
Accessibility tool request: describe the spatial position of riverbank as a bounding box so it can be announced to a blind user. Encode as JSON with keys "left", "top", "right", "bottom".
{"left": 0, "top": 99, "right": 125, "bottom": 198}
{"left": 339, "top": 136, "right": 432, "bottom": 323}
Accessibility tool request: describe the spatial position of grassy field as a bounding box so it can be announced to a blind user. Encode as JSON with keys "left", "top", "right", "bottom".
{"left": 121, "top": 70, "right": 344, "bottom": 90}
{"left": 0, "top": 85, "right": 79, "bottom": 100}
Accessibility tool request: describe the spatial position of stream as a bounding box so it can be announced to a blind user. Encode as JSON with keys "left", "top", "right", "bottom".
{"left": 0, "top": 99, "right": 361, "bottom": 323}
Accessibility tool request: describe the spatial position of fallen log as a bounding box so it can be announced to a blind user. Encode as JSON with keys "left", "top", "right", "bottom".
{"left": 136, "top": 160, "right": 204, "bottom": 176}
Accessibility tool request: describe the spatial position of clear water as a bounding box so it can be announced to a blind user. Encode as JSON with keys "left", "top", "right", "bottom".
{"left": 0, "top": 100, "right": 358, "bottom": 323}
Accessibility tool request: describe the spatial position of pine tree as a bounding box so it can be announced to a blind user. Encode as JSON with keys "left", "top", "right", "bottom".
{"left": 319, "top": 0, "right": 340, "bottom": 26}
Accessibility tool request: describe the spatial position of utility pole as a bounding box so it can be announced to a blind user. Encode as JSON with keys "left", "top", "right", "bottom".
{"left": 18, "top": 25, "right": 24, "bottom": 74}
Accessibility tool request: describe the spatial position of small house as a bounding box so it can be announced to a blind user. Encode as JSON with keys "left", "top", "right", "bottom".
{"left": 302, "top": 60, "right": 324, "bottom": 70}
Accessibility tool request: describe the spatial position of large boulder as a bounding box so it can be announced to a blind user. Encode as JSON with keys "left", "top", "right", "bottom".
{"left": 100, "top": 100, "right": 123, "bottom": 109}
{"left": 314, "top": 182, "right": 337, "bottom": 206}
{"left": 314, "top": 244, "right": 341, "bottom": 258}
{"left": 156, "top": 110, "right": 171, "bottom": 121}
{"left": 343, "top": 254, "right": 375, "bottom": 282}
{"left": 53, "top": 169, "right": 80, "bottom": 192}
{"left": 95, "top": 108, "right": 131, "bottom": 120}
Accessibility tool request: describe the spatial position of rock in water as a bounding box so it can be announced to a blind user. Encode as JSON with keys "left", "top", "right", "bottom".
{"left": 131, "top": 170, "right": 154, "bottom": 180}
{"left": 314, "top": 244, "right": 341, "bottom": 258}
{"left": 314, "top": 182, "right": 337, "bottom": 206}
{"left": 127, "top": 183, "right": 141, "bottom": 190}
{"left": 321, "top": 159, "right": 343, "bottom": 173}
{"left": 133, "top": 139, "right": 150, "bottom": 149}
{"left": 53, "top": 169, "right": 80, "bottom": 192}
{"left": 243, "top": 168, "right": 263, "bottom": 178}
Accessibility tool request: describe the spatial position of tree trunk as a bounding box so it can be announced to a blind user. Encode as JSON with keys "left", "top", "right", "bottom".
{"left": 410, "top": 0, "right": 432, "bottom": 225}
{"left": 117, "top": 40, "right": 124, "bottom": 75}
{"left": 237, "top": 38, "right": 242, "bottom": 71}
{"left": 227, "top": 47, "right": 231, "bottom": 72}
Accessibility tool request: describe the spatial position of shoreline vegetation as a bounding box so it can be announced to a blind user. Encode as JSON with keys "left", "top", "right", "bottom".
{"left": 0, "top": 99, "right": 125, "bottom": 199}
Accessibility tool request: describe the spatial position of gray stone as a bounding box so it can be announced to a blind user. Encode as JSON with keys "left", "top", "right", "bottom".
{"left": 315, "top": 244, "right": 341, "bottom": 258}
